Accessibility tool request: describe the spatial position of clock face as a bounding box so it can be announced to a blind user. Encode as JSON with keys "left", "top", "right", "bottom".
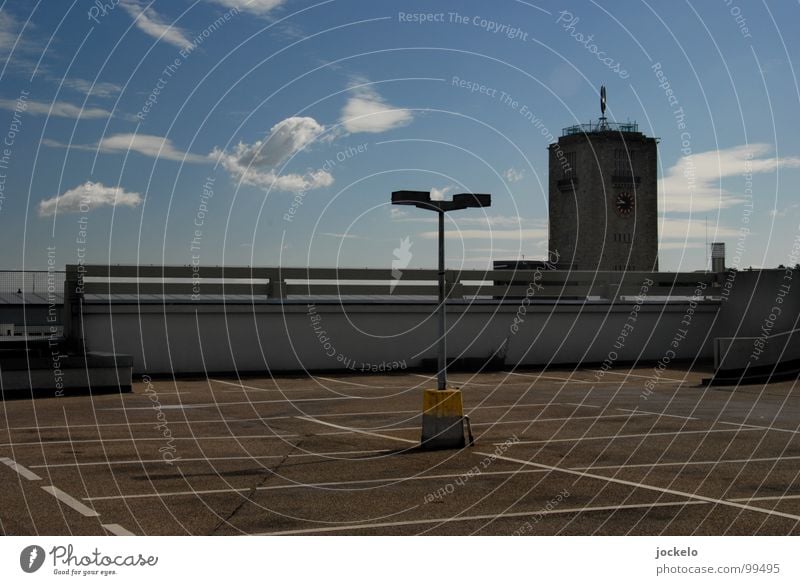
{"left": 615, "top": 191, "right": 635, "bottom": 217}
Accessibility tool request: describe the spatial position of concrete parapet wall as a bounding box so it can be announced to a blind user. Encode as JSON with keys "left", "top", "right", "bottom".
{"left": 81, "top": 300, "right": 720, "bottom": 375}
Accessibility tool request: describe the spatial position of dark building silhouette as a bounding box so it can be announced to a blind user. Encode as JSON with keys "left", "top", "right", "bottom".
{"left": 547, "top": 86, "right": 659, "bottom": 271}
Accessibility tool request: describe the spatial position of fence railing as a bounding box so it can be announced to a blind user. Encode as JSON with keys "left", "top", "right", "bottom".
{"left": 61, "top": 264, "right": 722, "bottom": 342}
{"left": 0, "top": 270, "right": 66, "bottom": 294}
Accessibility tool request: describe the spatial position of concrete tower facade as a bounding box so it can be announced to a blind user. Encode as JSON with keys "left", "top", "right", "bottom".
{"left": 548, "top": 93, "right": 659, "bottom": 271}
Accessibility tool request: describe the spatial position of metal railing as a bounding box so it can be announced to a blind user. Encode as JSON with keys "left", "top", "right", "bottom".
{"left": 0, "top": 270, "right": 66, "bottom": 294}
{"left": 61, "top": 264, "right": 722, "bottom": 342}
{"left": 562, "top": 121, "right": 639, "bottom": 136}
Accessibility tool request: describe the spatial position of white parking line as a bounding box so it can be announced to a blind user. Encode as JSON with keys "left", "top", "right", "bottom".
{"left": 30, "top": 449, "right": 393, "bottom": 469}
{"left": 717, "top": 420, "right": 800, "bottom": 436}
{"left": 0, "top": 433, "right": 299, "bottom": 448}
{"left": 577, "top": 454, "right": 800, "bottom": 472}
{"left": 297, "top": 416, "right": 417, "bottom": 445}
{"left": 102, "top": 523, "right": 135, "bottom": 536}
{"left": 583, "top": 369, "right": 685, "bottom": 383}
{"left": 475, "top": 452, "right": 800, "bottom": 522}
{"left": 616, "top": 408, "right": 698, "bottom": 421}
{"left": 501, "top": 371, "right": 595, "bottom": 384}
{"left": 98, "top": 395, "right": 358, "bottom": 410}
{"left": 314, "top": 376, "right": 374, "bottom": 388}
{"left": 0, "top": 402, "right": 592, "bottom": 433}
{"left": 83, "top": 468, "right": 551, "bottom": 502}
{"left": 41, "top": 486, "right": 100, "bottom": 517}
{"left": 505, "top": 427, "right": 763, "bottom": 445}
{"left": 254, "top": 500, "right": 709, "bottom": 535}
{"left": 0, "top": 456, "right": 42, "bottom": 481}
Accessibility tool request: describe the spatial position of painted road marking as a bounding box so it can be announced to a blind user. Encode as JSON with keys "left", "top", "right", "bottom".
{"left": 102, "top": 523, "right": 135, "bottom": 536}
{"left": 717, "top": 420, "right": 800, "bottom": 436}
{"left": 297, "top": 416, "right": 417, "bottom": 445}
{"left": 30, "top": 449, "right": 393, "bottom": 469}
{"left": 255, "top": 492, "right": 800, "bottom": 535}
{"left": 506, "top": 427, "right": 764, "bottom": 445}
{"left": 576, "top": 454, "right": 800, "bottom": 472}
{"left": 475, "top": 451, "right": 800, "bottom": 522}
{"left": 501, "top": 371, "right": 595, "bottom": 384}
{"left": 255, "top": 500, "right": 710, "bottom": 535}
{"left": 616, "top": 408, "right": 698, "bottom": 421}
{"left": 582, "top": 369, "right": 685, "bottom": 383}
{"left": 41, "top": 486, "right": 100, "bottom": 517}
{"left": 0, "top": 456, "right": 42, "bottom": 481}
{"left": 0, "top": 402, "right": 591, "bottom": 433}
{"left": 315, "top": 376, "right": 374, "bottom": 388}
{"left": 83, "top": 468, "right": 551, "bottom": 502}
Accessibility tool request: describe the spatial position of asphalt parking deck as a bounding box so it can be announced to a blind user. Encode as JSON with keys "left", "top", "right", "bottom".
{"left": 1, "top": 366, "right": 799, "bottom": 535}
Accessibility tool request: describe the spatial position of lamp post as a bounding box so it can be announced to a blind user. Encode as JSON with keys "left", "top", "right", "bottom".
{"left": 391, "top": 191, "right": 491, "bottom": 390}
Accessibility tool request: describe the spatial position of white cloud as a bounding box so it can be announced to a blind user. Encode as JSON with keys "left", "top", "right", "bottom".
{"left": 390, "top": 207, "right": 409, "bottom": 219}
{"left": 658, "top": 217, "right": 739, "bottom": 241}
{"left": 0, "top": 12, "right": 19, "bottom": 57}
{"left": 458, "top": 215, "right": 524, "bottom": 227}
{"left": 44, "top": 133, "right": 207, "bottom": 163}
{"left": 38, "top": 181, "right": 142, "bottom": 217}
{"left": 211, "top": 116, "right": 333, "bottom": 192}
{"left": 0, "top": 98, "right": 111, "bottom": 119}
{"left": 98, "top": 133, "right": 208, "bottom": 162}
{"left": 503, "top": 167, "right": 525, "bottom": 182}
{"left": 421, "top": 228, "right": 547, "bottom": 241}
{"left": 661, "top": 143, "right": 800, "bottom": 213}
{"left": 430, "top": 186, "right": 453, "bottom": 201}
{"left": 320, "top": 232, "right": 365, "bottom": 240}
{"left": 206, "top": 0, "right": 285, "bottom": 14}
{"left": 769, "top": 203, "right": 799, "bottom": 219}
{"left": 60, "top": 78, "right": 122, "bottom": 99}
{"left": 121, "top": 1, "right": 191, "bottom": 49}
{"left": 659, "top": 242, "right": 705, "bottom": 250}
{"left": 340, "top": 85, "right": 412, "bottom": 134}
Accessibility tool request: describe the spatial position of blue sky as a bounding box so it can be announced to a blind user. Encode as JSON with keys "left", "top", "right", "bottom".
{"left": 0, "top": 0, "right": 798, "bottom": 272}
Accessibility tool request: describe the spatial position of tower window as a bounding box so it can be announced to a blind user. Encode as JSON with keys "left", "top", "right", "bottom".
{"left": 563, "top": 152, "right": 576, "bottom": 176}
{"left": 614, "top": 149, "right": 635, "bottom": 176}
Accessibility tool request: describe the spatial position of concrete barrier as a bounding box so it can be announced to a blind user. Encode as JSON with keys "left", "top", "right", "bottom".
{"left": 421, "top": 389, "right": 465, "bottom": 450}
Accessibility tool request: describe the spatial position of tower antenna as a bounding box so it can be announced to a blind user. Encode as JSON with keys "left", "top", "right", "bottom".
{"left": 599, "top": 84, "right": 607, "bottom": 129}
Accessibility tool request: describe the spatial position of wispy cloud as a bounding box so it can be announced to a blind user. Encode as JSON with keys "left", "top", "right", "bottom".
{"left": 59, "top": 78, "right": 122, "bottom": 99}
{"left": 658, "top": 217, "right": 739, "bottom": 241}
{"left": 503, "top": 167, "right": 525, "bottom": 182}
{"left": 121, "top": 1, "right": 191, "bottom": 49}
{"left": 420, "top": 228, "right": 547, "bottom": 241}
{"left": 38, "top": 181, "right": 142, "bottom": 217}
{"left": 340, "top": 83, "right": 412, "bottom": 134}
{"left": 206, "top": 0, "right": 284, "bottom": 14}
{"left": 44, "top": 133, "right": 207, "bottom": 163}
{"left": 98, "top": 133, "right": 207, "bottom": 162}
{"left": 661, "top": 143, "right": 800, "bottom": 213}
{"left": 430, "top": 185, "right": 453, "bottom": 201}
{"left": 320, "top": 232, "right": 365, "bottom": 240}
{"left": 769, "top": 203, "right": 800, "bottom": 219}
{"left": 0, "top": 12, "right": 19, "bottom": 58}
{"left": 0, "top": 98, "right": 112, "bottom": 119}
{"left": 211, "top": 116, "right": 333, "bottom": 192}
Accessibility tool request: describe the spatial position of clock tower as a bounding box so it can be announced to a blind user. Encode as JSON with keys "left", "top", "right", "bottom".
{"left": 547, "top": 86, "right": 659, "bottom": 271}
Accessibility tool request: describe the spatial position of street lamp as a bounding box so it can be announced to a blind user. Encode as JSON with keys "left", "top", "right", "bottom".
{"left": 392, "top": 190, "right": 491, "bottom": 450}
{"left": 391, "top": 191, "right": 491, "bottom": 390}
{"left": 392, "top": 191, "right": 492, "bottom": 390}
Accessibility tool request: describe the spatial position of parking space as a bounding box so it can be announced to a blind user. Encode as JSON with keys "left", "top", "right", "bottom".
{"left": 1, "top": 366, "right": 799, "bottom": 535}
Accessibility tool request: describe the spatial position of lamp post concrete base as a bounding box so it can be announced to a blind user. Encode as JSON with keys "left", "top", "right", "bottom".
{"left": 420, "top": 388, "right": 466, "bottom": 450}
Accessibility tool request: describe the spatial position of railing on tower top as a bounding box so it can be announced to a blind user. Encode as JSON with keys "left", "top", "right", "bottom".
{"left": 562, "top": 120, "right": 639, "bottom": 136}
